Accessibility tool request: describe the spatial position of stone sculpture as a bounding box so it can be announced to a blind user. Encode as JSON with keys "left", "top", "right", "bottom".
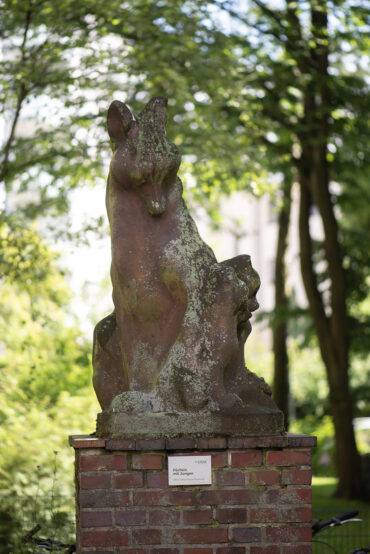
{"left": 93, "top": 97, "right": 283, "bottom": 437}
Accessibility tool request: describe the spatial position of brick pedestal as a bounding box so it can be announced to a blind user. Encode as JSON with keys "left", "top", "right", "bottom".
{"left": 70, "top": 434, "right": 316, "bottom": 554}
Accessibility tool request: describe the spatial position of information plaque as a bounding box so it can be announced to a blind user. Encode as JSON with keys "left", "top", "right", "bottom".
{"left": 168, "top": 455, "right": 212, "bottom": 486}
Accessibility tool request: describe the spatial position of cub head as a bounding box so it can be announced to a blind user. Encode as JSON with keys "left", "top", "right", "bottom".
{"left": 107, "top": 96, "right": 181, "bottom": 216}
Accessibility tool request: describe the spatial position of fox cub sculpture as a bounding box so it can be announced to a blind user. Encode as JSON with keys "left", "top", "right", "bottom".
{"left": 93, "top": 96, "right": 271, "bottom": 415}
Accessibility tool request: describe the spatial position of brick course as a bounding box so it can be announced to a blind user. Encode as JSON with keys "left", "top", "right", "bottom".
{"left": 72, "top": 434, "right": 314, "bottom": 553}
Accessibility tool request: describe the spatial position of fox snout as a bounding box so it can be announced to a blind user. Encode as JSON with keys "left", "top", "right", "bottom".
{"left": 139, "top": 181, "right": 167, "bottom": 216}
{"left": 147, "top": 197, "right": 166, "bottom": 216}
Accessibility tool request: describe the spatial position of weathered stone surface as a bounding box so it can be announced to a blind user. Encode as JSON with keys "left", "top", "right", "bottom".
{"left": 96, "top": 408, "right": 284, "bottom": 439}
{"left": 92, "top": 96, "right": 283, "bottom": 436}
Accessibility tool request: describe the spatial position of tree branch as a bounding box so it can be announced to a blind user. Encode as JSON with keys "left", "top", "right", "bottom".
{"left": 215, "top": 0, "right": 287, "bottom": 44}
{"left": 250, "top": 0, "right": 287, "bottom": 31}
{"left": 0, "top": 7, "right": 32, "bottom": 184}
{"left": 285, "top": 1, "right": 310, "bottom": 74}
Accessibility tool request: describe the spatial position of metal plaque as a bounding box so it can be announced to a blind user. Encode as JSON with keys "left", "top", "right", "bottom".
{"left": 168, "top": 455, "right": 212, "bottom": 486}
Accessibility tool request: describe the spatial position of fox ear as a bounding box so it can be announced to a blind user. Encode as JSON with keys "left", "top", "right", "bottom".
{"left": 107, "top": 100, "right": 133, "bottom": 142}
{"left": 139, "top": 96, "right": 167, "bottom": 133}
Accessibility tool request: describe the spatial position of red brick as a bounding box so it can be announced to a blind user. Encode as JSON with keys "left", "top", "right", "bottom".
{"left": 184, "top": 550, "right": 213, "bottom": 554}
{"left": 266, "top": 450, "right": 311, "bottom": 467}
{"left": 232, "top": 527, "right": 261, "bottom": 543}
{"left": 81, "top": 510, "right": 112, "bottom": 527}
{"left": 115, "top": 510, "right": 146, "bottom": 526}
{"left": 151, "top": 550, "right": 179, "bottom": 554}
{"left": 228, "top": 436, "right": 288, "bottom": 449}
{"left": 83, "top": 546, "right": 114, "bottom": 554}
{"left": 84, "top": 550, "right": 115, "bottom": 553}
{"left": 80, "top": 454, "right": 127, "bottom": 471}
{"left": 134, "top": 490, "right": 196, "bottom": 506}
{"left": 216, "top": 508, "right": 246, "bottom": 524}
{"left": 267, "top": 488, "right": 312, "bottom": 505}
{"left": 211, "top": 452, "right": 228, "bottom": 467}
{"left": 132, "top": 529, "right": 162, "bottom": 545}
{"left": 228, "top": 437, "right": 258, "bottom": 449}
{"left": 249, "top": 469, "right": 279, "bottom": 485}
{"left": 136, "top": 439, "right": 166, "bottom": 450}
{"left": 149, "top": 509, "right": 181, "bottom": 525}
{"left": 81, "top": 490, "right": 129, "bottom": 508}
{"left": 166, "top": 438, "right": 196, "bottom": 450}
{"left": 171, "top": 528, "right": 228, "bottom": 544}
{"left": 117, "top": 550, "right": 147, "bottom": 554}
{"left": 250, "top": 507, "right": 312, "bottom": 523}
{"left": 132, "top": 454, "right": 163, "bottom": 470}
{"left": 183, "top": 509, "right": 213, "bottom": 525}
{"left": 147, "top": 472, "right": 169, "bottom": 488}
{"left": 231, "top": 451, "right": 262, "bottom": 467}
{"left": 106, "top": 439, "right": 136, "bottom": 450}
{"left": 113, "top": 472, "right": 144, "bottom": 488}
{"left": 265, "top": 525, "right": 312, "bottom": 542}
{"left": 200, "top": 489, "right": 262, "bottom": 506}
{"left": 197, "top": 437, "right": 227, "bottom": 449}
{"left": 82, "top": 529, "right": 128, "bottom": 547}
{"left": 216, "top": 546, "right": 245, "bottom": 554}
{"left": 250, "top": 547, "right": 280, "bottom": 554}
{"left": 256, "top": 436, "right": 289, "bottom": 448}
{"left": 281, "top": 546, "right": 312, "bottom": 553}
{"left": 281, "top": 469, "right": 312, "bottom": 485}
{"left": 286, "top": 433, "right": 317, "bottom": 447}
{"left": 215, "top": 470, "right": 245, "bottom": 486}
{"left": 81, "top": 472, "right": 111, "bottom": 489}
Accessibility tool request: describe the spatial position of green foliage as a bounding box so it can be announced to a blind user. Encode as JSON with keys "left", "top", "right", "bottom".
{"left": 0, "top": 390, "right": 98, "bottom": 551}
{"left": 0, "top": 315, "right": 98, "bottom": 549}
{"left": 294, "top": 416, "right": 336, "bottom": 476}
{"left": 0, "top": 225, "right": 98, "bottom": 548}
{"left": 0, "top": 287, "right": 91, "bottom": 406}
{"left": 289, "top": 342, "right": 329, "bottom": 420}
{"left": 289, "top": 338, "right": 370, "bottom": 422}
{"left": 351, "top": 354, "right": 370, "bottom": 418}
{"left": 0, "top": 219, "right": 92, "bottom": 404}
{"left": 0, "top": 216, "right": 67, "bottom": 299}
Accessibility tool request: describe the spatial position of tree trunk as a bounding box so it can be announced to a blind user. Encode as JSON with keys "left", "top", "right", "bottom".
{"left": 292, "top": 0, "right": 364, "bottom": 500}
{"left": 272, "top": 178, "right": 292, "bottom": 429}
{"left": 298, "top": 166, "right": 363, "bottom": 499}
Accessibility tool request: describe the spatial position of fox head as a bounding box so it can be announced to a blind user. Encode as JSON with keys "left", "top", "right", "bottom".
{"left": 107, "top": 96, "right": 181, "bottom": 216}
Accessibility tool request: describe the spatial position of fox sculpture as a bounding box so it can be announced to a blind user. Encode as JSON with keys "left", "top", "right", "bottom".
{"left": 93, "top": 96, "right": 283, "bottom": 436}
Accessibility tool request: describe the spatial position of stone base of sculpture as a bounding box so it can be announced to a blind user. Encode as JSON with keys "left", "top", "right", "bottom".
{"left": 96, "top": 381, "right": 284, "bottom": 437}
{"left": 95, "top": 363, "right": 284, "bottom": 438}
{"left": 97, "top": 407, "right": 284, "bottom": 439}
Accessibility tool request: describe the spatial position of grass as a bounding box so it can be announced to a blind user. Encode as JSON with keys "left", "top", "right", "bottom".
{"left": 313, "top": 476, "right": 370, "bottom": 510}
{"left": 312, "top": 477, "right": 370, "bottom": 554}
